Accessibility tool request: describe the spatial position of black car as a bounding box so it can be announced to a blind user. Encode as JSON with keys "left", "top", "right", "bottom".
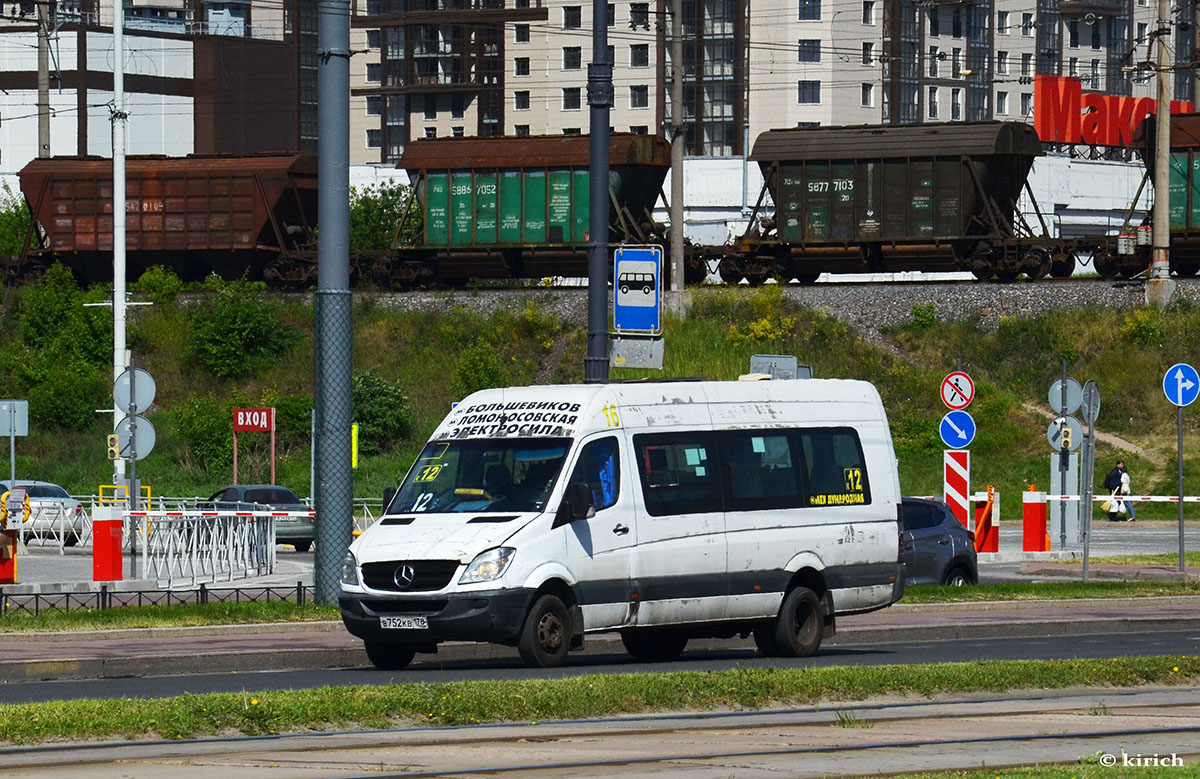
{"left": 201, "top": 484, "right": 315, "bottom": 552}
{"left": 900, "top": 497, "right": 978, "bottom": 586}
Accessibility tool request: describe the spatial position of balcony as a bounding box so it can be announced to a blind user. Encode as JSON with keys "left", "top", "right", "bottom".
{"left": 1059, "top": 0, "right": 1125, "bottom": 15}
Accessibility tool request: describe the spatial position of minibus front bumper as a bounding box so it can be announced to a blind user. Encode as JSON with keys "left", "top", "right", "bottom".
{"left": 339, "top": 588, "right": 537, "bottom": 645}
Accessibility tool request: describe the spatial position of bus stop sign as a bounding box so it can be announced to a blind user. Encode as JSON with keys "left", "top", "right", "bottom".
{"left": 613, "top": 245, "right": 662, "bottom": 335}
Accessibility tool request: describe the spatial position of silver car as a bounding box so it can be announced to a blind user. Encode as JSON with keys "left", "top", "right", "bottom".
{"left": 0, "top": 480, "right": 89, "bottom": 546}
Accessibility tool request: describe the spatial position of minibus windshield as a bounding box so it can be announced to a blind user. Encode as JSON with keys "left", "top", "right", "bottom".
{"left": 389, "top": 438, "right": 571, "bottom": 514}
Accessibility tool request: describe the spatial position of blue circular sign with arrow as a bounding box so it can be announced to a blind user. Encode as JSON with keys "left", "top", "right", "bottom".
{"left": 1163, "top": 363, "right": 1200, "bottom": 407}
{"left": 939, "top": 410, "right": 977, "bottom": 449}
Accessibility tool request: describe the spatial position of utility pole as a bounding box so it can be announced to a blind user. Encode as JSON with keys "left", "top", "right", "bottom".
{"left": 37, "top": 0, "right": 50, "bottom": 158}
{"left": 668, "top": 0, "right": 683, "bottom": 294}
{"left": 1147, "top": 0, "right": 1177, "bottom": 306}
{"left": 113, "top": 0, "right": 129, "bottom": 486}
{"left": 584, "top": 0, "right": 612, "bottom": 382}
{"left": 313, "top": 0, "right": 353, "bottom": 605}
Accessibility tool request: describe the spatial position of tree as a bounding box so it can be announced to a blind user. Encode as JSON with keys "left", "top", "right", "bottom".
{"left": 349, "top": 180, "right": 422, "bottom": 251}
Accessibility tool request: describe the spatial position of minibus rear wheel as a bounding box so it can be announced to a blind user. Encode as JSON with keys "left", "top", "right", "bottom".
{"left": 364, "top": 642, "right": 417, "bottom": 670}
{"left": 518, "top": 593, "right": 571, "bottom": 667}
{"left": 773, "top": 586, "right": 824, "bottom": 657}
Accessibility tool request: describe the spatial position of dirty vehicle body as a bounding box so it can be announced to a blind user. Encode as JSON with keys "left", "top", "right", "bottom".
{"left": 374, "top": 133, "right": 672, "bottom": 287}
{"left": 17, "top": 154, "right": 318, "bottom": 285}
{"left": 340, "top": 379, "right": 906, "bottom": 670}
{"left": 731, "top": 121, "right": 1075, "bottom": 283}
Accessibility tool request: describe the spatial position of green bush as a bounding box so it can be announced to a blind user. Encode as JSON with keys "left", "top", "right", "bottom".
{"left": 910, "top": 302, "right": 938, "bottom": 330}
{"left": 132, "top": 265, "right": 183, "bottom": 305}
{"left": 169, "top": 394, "right": 233, "bottom": 471}
{"left": 188, "top": 276, "right": 291, "bottom": 378}
{"left": 263, "top": 392, "right": 313, "bottom": 452}
{"left": 28, "top": 362, "right": 106, "bottom": 430}
{"left": 0, "top": 182, "right": 31, "bottom": 256}
{"left": 352, "top": 369, "right": 414, "bottom": 454}
{"left": 452, "top": 340, "right": 509, "bottom": 399}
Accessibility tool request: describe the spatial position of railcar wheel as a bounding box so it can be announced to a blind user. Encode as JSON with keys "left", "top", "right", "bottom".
{"left": 518, "top": 593, "right": 571, "bottom": 668}
{"left": 793, "top": 273, "right": 820, "bottom": 285}
{"left": 772, "top": 586, "right": 824, "bottom": 658}
{"left": 1173, "top": 263, "right": 1200, "bottom": 276}
{"left": 1049, "top": 253, "right": 1076, "bottom": 278}
{"left": 971, "top": 268, "right": 993, "bottom": 281}
{"left": 1093, "top": 251, "right": 1119, "bottom": 279}
{"left": 994, "top": 270, "right": 1020, "bottom": 282}
{"left": 718, "top": 260, "right": 745, "bottom": 285}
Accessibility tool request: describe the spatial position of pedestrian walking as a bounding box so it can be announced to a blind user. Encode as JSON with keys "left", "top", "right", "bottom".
{"left": 1103, "top": 459, "right": 1133, "bottom": 522}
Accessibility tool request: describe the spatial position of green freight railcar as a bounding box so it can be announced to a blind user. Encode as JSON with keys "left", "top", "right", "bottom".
{"left": 733, "top": 121, "right": 1070, "bottom": 283}
{"left": 1130, "top": 113, "right": 1200, "bottom": 277}
{"left": 380, "top": 133, "right": 670, "bottom": 286}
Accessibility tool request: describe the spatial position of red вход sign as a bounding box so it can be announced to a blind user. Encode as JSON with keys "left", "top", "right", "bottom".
{"left": 233, "top": 408, "right": 275, "bottom": 432}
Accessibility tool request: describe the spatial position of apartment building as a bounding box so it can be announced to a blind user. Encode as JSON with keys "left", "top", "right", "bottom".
{"left": 0, "top": 0, "right": 313, "bottom": 174}
{"left": 351, "top": 0, "right": 1187, "bottom": 163}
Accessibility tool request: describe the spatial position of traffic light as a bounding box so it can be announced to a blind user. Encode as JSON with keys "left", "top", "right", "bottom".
{"left": 107, "top": 434, "right": 120, "bottom": 460}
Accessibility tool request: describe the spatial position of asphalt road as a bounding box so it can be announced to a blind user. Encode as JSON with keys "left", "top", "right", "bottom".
{"left": 3, "top": 627, "right": 1197, "bottom": 705}
{"left": 12, "top": 519, "right": 1197, "bottom": 589}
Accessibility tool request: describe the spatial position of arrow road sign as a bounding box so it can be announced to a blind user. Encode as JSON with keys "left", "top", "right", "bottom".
{"left": 940, "top": 371, "right": 975, "bottom": 410}
{"left": 939, "top": 410, "right": 977, "bottom": 449}
{"left": 1164, "top": 363, "right": 1200, "bottom": 407}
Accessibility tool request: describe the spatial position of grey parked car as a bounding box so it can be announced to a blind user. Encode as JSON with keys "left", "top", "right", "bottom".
{"left": 201, "top": 484, "right": 315, "bottom": 552}
{"left": 900, "top": 497, "right": 978, "bottom": 586}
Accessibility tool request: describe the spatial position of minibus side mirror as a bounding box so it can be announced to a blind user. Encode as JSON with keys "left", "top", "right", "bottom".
{"left": 382, "top": 486, "right": 397, "bottom": 513}
{"left": 554, "top": 482, "right": 595, "bottom": 527}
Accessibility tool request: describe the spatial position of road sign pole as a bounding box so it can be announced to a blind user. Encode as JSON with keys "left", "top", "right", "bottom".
{"left": 7, "top": 406, "right": 14, "bottom": 487}
{"left": 1059, "top": 360, "right": 1068, "bottom": 548}
{"left": 1180, "top": 404, "right": 1186, "bottom": 574}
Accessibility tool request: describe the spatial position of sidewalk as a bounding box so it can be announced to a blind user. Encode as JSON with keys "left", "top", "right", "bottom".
{"left": 3, "top": 596, "right": 1198, "bottom": 682}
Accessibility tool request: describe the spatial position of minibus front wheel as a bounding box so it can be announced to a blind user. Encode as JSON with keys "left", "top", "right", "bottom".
{"left": 364, "top": 641, "right": 417, "bottom": 670}
{"left": 772, "top": 586, "right": 824, "bottom": 657}
{"left": 518, "top": 593, "right": 571, "bottom": 667}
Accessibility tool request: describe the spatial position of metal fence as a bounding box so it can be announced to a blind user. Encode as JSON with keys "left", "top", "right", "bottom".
{"left": 0, "top": 582, "right": 313, "bottom": 617}
{"left": 131, "top": 511, "right": 278, "bottom": 588}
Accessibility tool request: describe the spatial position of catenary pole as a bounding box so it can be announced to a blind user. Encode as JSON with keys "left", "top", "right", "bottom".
{"left": 314, "top": 0, "right": 354, "bottom": 604}
{"left": 1146, "top": 0, "right": 1176, "bottom": 306}
{"left": 37, "top": 0, "right": 49, "bottom": 158}
{"left": 669, "top": 0, "right": 683, "bottom": 294}
{"left": 584, "top": 0, "right": 612, "bottom": 382}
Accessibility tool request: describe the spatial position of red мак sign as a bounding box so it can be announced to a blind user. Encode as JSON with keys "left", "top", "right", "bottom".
{"left": 1034, "top": 75, "right": 1195, "bottom": 147}
{"left": 233, "top": 407, "right": 275, "bottom": 432}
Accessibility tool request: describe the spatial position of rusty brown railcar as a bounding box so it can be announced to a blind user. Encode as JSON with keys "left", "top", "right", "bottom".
{"left": 17, "top": 154, "right": 318, "bottom": 285}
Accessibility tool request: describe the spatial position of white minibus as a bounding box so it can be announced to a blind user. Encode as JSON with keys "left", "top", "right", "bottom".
{"left": 340, "top": 378, "right": 905, "bottom": 669}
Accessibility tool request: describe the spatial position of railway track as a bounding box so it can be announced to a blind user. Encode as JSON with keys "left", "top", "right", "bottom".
{"left": 3, "top": 687, "right": 1197, "bottom": 777}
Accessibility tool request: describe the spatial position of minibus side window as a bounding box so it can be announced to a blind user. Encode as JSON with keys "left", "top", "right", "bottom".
{"left": 565, "top": 437, "right": 621, "bottom": 511}
{"left": 718, "top": 431, "right": 803, "bottom": 511}
{"left": 634, "top": 433, "right": 722, "bottom": 516}
{"left": 796, "top": 427, "right": 871, "bottom": 507}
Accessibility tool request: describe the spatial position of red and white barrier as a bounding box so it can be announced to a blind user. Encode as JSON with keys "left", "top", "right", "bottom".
{"left": 943, "top": 450, "right": 970, "bottom": 527}
{"left": 1022, "top": 491, "right": 1050, "bottom": 552}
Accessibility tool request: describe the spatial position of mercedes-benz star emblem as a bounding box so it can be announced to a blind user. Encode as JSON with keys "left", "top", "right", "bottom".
{"left": 393, "top": 564, "right": 416, "bottom": 589}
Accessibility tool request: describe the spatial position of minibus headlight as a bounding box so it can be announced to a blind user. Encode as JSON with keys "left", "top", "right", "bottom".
{"left": 341, "top": 551, "right": 360, "bottom": 586}
{"left": 459, "top": 547, "right": 516, "bottom": 584}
